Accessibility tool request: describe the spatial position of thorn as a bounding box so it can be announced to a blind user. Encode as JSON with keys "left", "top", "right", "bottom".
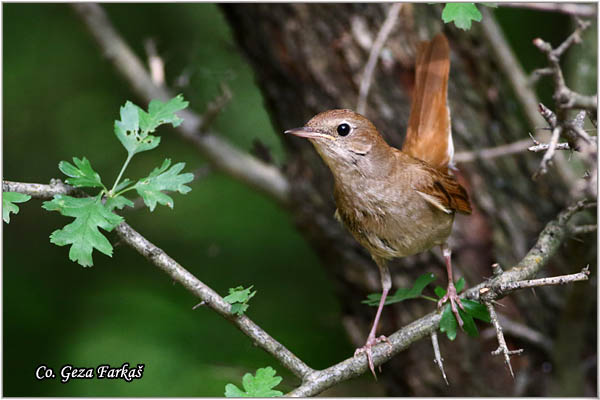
{"left": 192, "top": 301, "right": 206, "bottom": 310}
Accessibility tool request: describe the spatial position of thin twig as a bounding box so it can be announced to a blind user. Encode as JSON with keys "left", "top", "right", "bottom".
{"left": 484, "top": 300, "right": 523, "bottom": 378}
{"left": 356, "top": 3, "right": 403, "bottom": 115}
{"left": 430, "top": 332, "right": 448, "bottom": 386}
{"left": 480, "top": 7, "right": 546, "bottom": 129}
{"left": 528, "top": 142, "right": 571, "bottom": 153}
{"left": 501, "top": 3, "right": 597, "bottom": 18}
{"left": 71, "top": 3, "right": 290, "bottom": 206}
{"left": 496, "top": 266, "right": 590, "bottom": 293}
{"left": 533, "top": 19, "right": 596, "bottom": 113}
{"left": 481, "top": 314, "right": 553, "bottom": 353}
{"left": 533, "top": 125, "right": 562, "bottom": 179}
{"left": 454, "top": 139, "right": 532, "bottom": 163}
{"left": 5, "top": 179, "right": 595, "bottom": 396}
{"left": 569, "top": 224, "right": 597, "bottom": 235}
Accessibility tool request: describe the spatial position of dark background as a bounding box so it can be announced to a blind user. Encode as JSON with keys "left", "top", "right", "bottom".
{"left": 3, "top": 3, "right": 595, "bottom": 396}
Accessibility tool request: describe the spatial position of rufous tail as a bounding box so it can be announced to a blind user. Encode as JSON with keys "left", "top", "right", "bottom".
{"left": 402, "top": 33, "right": 453, "bottom": 172}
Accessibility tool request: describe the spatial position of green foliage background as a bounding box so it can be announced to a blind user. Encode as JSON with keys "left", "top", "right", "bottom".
{"left": 3, "top": 3, "right": 581, "bottom": 397}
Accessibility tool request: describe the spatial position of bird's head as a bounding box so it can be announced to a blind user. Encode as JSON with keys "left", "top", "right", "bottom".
{"left": 285, "top": 109, "right": 390, "bottom": 173}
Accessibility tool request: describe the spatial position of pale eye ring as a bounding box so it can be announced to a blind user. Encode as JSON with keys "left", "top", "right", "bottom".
{"left": 337, "top": 123, "right": 351, "bottom": 136}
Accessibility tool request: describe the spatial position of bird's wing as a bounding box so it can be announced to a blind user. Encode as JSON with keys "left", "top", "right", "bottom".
{"left": 402, "top": 33, "right": 453, "bottom": 171}
{"left": 414, "top": 169, "right": 472, "bottom": 215}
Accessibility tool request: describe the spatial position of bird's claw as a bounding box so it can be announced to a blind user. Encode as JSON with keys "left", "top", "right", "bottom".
{"left": 437, "top": 282, "right": 465, "bottom": 327}
{"left": 354, "top": 335, "right": 392, "bottom": 378}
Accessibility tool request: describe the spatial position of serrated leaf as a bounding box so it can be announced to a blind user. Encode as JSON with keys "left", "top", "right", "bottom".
{"left": 105, "top": 195, "right": 134, "bottom": 211}
{"left": 224, "top": 285, "right": 256, "bottom": 304}
{"left": 114, "top": 101, "right": 160, "bottom": 156}
{"left": 134, "top": 159, "right": 194, "bottom": 211}
{"left": 440, "top": 304, "right": 458, "bottom": 340}
{"left": 3, "top": 192, "right": 31, "bottom": 223}
{"left": 442, "top": 3, "right": 482, "bottom": 30}
{"left": 224, "top": 285, "right": 256, "bottom": 316}
{"left": 138, "top": 94, "right": 189, "bottom": 133}
{"left": 225, "top": 367, "right": 283, "bottom": 397}
{"left": 461, "top": 299, "right": 491, "bottom": 322}
{"left": 42, "top": 194, "right": 123, "bottom": 267}
{"left": 363, "top": 273, "right": 436, "bottom": 306}
{"left": 59, "top": 157, "right": 105, "bottom": 189}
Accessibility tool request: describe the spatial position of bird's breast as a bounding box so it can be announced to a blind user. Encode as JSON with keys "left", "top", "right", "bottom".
{"left": 334, "top": 177, "right": 454, "bottom": 259}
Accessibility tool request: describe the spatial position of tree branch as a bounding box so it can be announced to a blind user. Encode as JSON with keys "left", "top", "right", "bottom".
{"left": 71, "top": 3, "right": 291, "bottom": 206}
{"left": 500, "top": 3, "right": 597, "bottom": 18}
{"left": 532, "top": 19, "right": 596, "bottom": 114}
{"left": 2, "top": 180, "right": 313, "bottom": 381}
{"left": 454, "top": 139, "right": 532, "bottom": 163}
{"left": 356, "top": 3, "right": 403, "bottom": 115}
{"left": 3, "top": 182, "right": 594, "bottom": 396}
{"left": 480, "top": 7, "right": 546, "bottom": 130}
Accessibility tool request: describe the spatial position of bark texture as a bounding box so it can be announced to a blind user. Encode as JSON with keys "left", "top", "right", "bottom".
{"left": 222, "top": 4, "right": 595, "bottom": 396}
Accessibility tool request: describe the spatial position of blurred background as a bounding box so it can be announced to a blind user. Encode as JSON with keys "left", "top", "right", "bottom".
{"left": 3, "top": 3, "right": 596, "bottom": 396}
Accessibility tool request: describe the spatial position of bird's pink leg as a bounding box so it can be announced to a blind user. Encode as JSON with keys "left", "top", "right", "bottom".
{"left": 355, "top": 258, "right": 392, "bottom": 377}
{"left": 437, "top": 243, "right": 465, "bottom": 327}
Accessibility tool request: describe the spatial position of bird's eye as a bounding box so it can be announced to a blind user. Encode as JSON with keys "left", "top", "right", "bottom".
{"left": 337, "top": 123, "right": 351, "bottom": 136}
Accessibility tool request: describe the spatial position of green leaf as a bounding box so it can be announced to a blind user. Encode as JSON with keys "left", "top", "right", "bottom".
{"left": 459, "top": 308, "right": 478, "bottom": 337}
{"left": 42, "top": 194, "right": 123, "bottom": 267}
{"left": 439, "top": 304, "right": 457, "bottom": 340}
{"left": 105, "top": 195, "right": 134, "bottom": 212}
{"left": 363, "top": 273, "right": 436, "bottom": 306}
{"left": 134, "top": 159, "right": 194, "bottom": 212}
{"left": 58, "top": 157, "right": 105, "bottom": 189}
{"left": 3, "top": 192, "right": 31, "bottom": 223}
{"left": 455, "top": 277, "right": 465, "bottom": 292}
{"left": 138, "top": 94, "right": 189, "bottom": 133}
{"left": 481, "top": 3, "right": 498, "bottom": 8}
{"left": 442, "top": 3, "right": 482, "bottom": 30}
{"left": 434, "top": 285, "right": 446, "bottom": 299}
{"left": 461, "top": 299, "right": 491, "bottom": 323}
{"left": 114, "top": 101, "right": 160, "bottom": 156}
{"left": 225, "top": 367, "right": 283, "bottom": 397}
{"left": 224, "top": 285, "right": 257, "bottom": 316}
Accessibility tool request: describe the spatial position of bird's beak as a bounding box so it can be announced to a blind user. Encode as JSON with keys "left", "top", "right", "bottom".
{"left": 284, "top": 127, "right": 336, "bottom": 141}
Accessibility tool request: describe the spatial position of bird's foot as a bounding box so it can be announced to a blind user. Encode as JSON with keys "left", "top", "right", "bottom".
{"left": 437, "top": 282, "right": 465, "bottom": 327}
{"left": 354, "top": 334, "right": 392, "bottom": 378}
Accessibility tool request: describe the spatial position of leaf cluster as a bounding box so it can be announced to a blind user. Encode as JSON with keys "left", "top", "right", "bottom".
{"left": 441, "top": 3, "right": 496, "bottom": 30}
{"left": 224, "top": 285, "right": 257, "bottom": 316}
{"left": 26, "top": 95, "right": 193, "bottom": 267}
{"left": 224, "top": 367, "right": 283, "bottom": 397}
{"left": 364, "top": 273, "right": 490, "bottom": 341}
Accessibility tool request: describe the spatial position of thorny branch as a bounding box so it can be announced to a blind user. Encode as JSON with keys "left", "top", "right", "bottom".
{"left": 4, "top": 179, "right": 593, "bottom": 396}
{"left": 531, "top": 19, "right": 598, "bottom": 180}
{"left": 2, "top": 180, "right": 314, "bottom": 381}
{"left": 479, "top": 266, "right": 590, "bottom": 376}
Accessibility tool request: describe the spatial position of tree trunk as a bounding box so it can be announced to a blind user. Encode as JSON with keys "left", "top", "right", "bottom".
{"left": 222, "top": 4, "right": 594, "bottom": 396}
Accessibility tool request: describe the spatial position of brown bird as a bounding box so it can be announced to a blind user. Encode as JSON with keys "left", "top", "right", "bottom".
{"left": 285, "top": 33, "right": 471, "bottom": 375}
